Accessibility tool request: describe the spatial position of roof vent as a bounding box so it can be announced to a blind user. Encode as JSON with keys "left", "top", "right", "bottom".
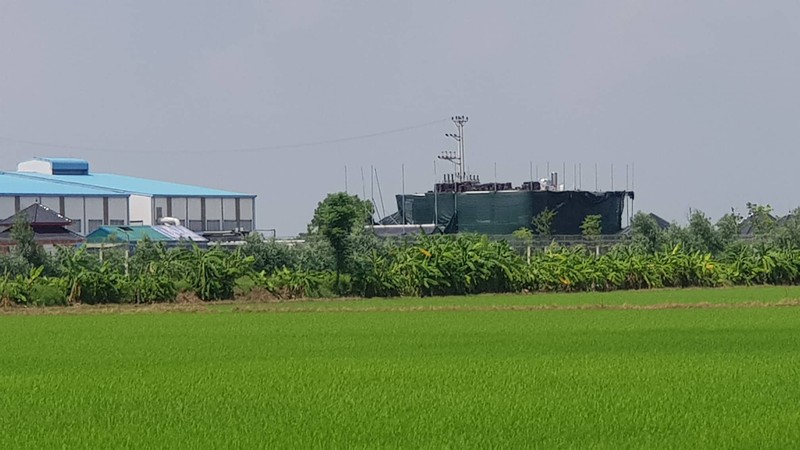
{"left": 49, "top": 158, "right": 89, "bottom": 175}
{"left": 17, "top": 158, "right": 90, "bottom": 175}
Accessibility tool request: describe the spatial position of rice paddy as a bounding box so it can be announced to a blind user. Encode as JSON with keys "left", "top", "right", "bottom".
{"left": 2, "top": 286, "right": 800, "bottom": 448}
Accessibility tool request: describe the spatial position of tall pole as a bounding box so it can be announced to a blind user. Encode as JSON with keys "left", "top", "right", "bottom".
{"left": 442, "top": 115, "right": 468, "bottom": 184}
{"left": 529, "top": 161, "right": 533, "bottom": 186}
{"left": 434, "top": 160, "right": 439, "bottom": 225}
{"left": 401, "top": 164, "right": 406, "bottom": 225}
{"left": 611, "top": 163, "right": 614, "bottom": 191}
{"left": 361, "top": 167, "right": 366, "bottom": 200}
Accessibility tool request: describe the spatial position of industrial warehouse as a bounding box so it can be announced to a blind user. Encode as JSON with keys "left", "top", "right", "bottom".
{"left": 0, "top": 157, "right": 256, "bottom": 236}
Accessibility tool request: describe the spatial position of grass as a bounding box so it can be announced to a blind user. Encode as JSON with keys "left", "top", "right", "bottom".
{"left": 2, "top": 285, "right": 800, "bottom": 448}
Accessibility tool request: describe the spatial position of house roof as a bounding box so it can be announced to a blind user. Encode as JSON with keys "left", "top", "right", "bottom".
{"left": 0, "top": 172, "right": 125, "bottom": 197}
{"left": 0, "top": 226, "right": 84, "bottom": 243}
{"left": 0, "top": 203, "right": 72, "bottom": 226}
{"left": 85, "top": 225, "right": 207, "bottom": 243}
{"left": 13, "top": 171, "right": 254, "bottom": 198}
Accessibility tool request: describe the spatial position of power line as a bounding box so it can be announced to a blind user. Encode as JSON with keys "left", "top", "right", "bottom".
{"left": 0, "top": 118, "right": 448, "bottom": 155}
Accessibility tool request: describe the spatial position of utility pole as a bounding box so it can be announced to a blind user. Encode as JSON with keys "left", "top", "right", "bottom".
{"left": 440, "top": 115, "right": 469, "bottom": 183}
{"left": 436, "top": 115, "right": 468, "bottom": 234}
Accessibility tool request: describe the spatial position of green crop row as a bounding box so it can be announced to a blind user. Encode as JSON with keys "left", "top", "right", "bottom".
{"left": 3, "top": 303, "right": 800, "bottom": 448}
{"left": 5, "top": 231, "right": 800, "bottom": 306}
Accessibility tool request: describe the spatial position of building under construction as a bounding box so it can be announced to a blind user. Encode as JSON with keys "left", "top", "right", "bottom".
{"left": 379, "top": 116, "right": 634, "bottom": 235}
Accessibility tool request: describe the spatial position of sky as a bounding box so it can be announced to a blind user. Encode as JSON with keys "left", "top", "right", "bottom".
{"left": 1, "top": 1, "right": 799, "bottom": 235}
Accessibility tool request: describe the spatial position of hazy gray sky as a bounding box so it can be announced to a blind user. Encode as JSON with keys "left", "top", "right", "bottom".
{"left": 2, "top": 1, "right": 799, "bottom": 235}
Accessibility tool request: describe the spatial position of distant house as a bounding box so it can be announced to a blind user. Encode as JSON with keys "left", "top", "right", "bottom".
{"left": 619, "top": 212, "right": 672, "bottom": 235}
{"left": 0, "top": 203, "right": 84, "bottom": 252}
{"left": 85, "top": 224, "right": 207, "bottom": 248}
{"left": 739, "top": 213, "right": 778, "bottom": 236}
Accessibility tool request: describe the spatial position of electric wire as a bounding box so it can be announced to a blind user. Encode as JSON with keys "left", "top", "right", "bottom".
{"left": 0, "top": 118, "right": 448, "bottom": 155}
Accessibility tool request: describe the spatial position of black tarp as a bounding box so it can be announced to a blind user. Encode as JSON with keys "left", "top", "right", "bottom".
{"left": 392, "top": 190, "right": 631, "bottom": 235}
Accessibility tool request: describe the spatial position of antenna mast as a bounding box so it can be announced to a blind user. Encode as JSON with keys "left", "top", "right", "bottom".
{"left": 438, "top": 115, "right": 469, "bottom": 183}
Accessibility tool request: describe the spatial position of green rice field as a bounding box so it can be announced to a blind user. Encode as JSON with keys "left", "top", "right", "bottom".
{"left": 3, "top": 286, "right": 800, "bottom": 448}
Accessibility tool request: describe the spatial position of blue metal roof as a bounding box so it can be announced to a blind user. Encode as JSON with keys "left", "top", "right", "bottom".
{"left": 37, "top": 157, "right": 90, "bottom": 175}
{"left": 13, "top": 172, "right": 254, "bottom": 198}
{"left": 0, "top": 172, "right": 126, "bottom": 196}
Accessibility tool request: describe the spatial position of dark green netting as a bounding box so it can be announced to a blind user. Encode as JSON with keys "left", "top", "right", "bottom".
{"left": 392, "top": 190, "right": 630, "bottom": 235}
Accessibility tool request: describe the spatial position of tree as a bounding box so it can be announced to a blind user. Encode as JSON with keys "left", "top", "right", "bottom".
{"left": 772, "top": 207, "right": 800, "bottom": 249}
{"left": 532, "top": 208, "right": 557, "bottom": 237}
{"left": 310, "top": 193, "right": 373, "bottom": 294}
{"left": 745, "top": 202, "right": 775, "bottom": 236}
{"left": 715, "top": 209, "right": 742, "bottom": 249}
{"left": 630, "top": 212, "right": 663, "bottom": 253}
{"left": 580, "top": 215, "right": 602, "bottom": 239}
{"left": 686, "top": 210, "right": 723, "bottom": 254}
{"left": 11, "top": 213, "right": 48, "bottom": 271}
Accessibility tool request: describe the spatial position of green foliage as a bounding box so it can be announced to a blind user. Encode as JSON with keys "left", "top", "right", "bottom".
{"left": 310, "top": 192, "right": 373, "bottom": 294}
{"left": 532, "top": 207, "right": 557, "bottom": 236}
{"left": 0, "top": 253, "right": 31, "bottom": 278}
{"left": 630, "top": 212, "right": 663, "bottom": 253}
{"left": 773, "top": 208, "right": 800, "bottom": 248}
{"left": 183, "top": 246, "right": 254, "bottom": 301}
{"left": 745, "top": 202, "right": 775, "bottom": 236}
{"left": 10, "top": 213, "right": 49, "bottom": 272}
{"left": 511, "top": 227, "right": 533, "bottom": 242}
{"left": 580, "top": 215, "right": 602, "bottom": 238}
{"left": 240, "top": 234, "right": 298, "bottom": 274}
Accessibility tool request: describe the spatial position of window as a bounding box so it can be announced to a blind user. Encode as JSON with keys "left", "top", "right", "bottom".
{"left": 87, "top": 220, "right": 103, "bottom": 233}
{"left": 223, "top": 220, "right": 238, "bottom": 230}
{"left": 239, "top": 220, "right": 253, "bottom": 231}
{"left": 110, "top": 220, "right": 125, "bottom": 226}
{"left": 155, "top": 207, "right": 164, "bottom": 219}
{"left": 205, "top": 220, "right": 221, "bottom": 231}
{"left": 188, "top": 220, "right": 204, "bottom": 232}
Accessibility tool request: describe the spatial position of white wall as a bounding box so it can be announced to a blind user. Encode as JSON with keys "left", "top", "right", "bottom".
{"left": 206, "top": 198, "right": 222, "bottom": 220}
{"left": 39, "top": 196, "right": 60, "bottom": 211}
{"left": 222, "top": 198, "right": 236, "bottom": 222}
{"left": 84, "top": 197, "right": 104, "bottom": 233}
{"left": 240, "top": 198, "right": 254, "bottom": 220}
{"left": 0, "top": 197, "right": 14, "bottom": 220}
{"left": 171, "top": 197, "right": 188, "bottom": 223}
{"left": 18, "top": 196, "right": 37, "bottom": 209}
{"left": 187, "top": 198, "right": 201, "bottom": 220}
{"left": 129, "top": 195, "right": 152, "bottom": 225}
{"left": 109, "top": 197, "right": 128, "bottom": 224}
{"left": 63, "top": 197, "right": 85, "bottom": 233}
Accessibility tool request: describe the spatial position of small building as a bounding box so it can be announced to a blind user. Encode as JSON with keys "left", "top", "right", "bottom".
{"left": 85, "top": 224, "right": 207, "bottom": 248}
{"left": 0, "top": 203, "right": 84, "bottom": 252}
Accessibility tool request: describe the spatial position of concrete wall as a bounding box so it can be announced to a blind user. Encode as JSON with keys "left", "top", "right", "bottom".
{"left": 108, "top": 197, "right": 128, "bottom": 225}
{"left": 63, "top": 197, "right": 85, "bottom": 233}
{"left": 150, "top": 196, "right": 256, "bottom": 232}
{"left": 0, "top": 197, "right": 13, "bottom": 219}
{"left": 84, "top": 197, "right": 104, "bottom": 234}
{"left": 129, "top": 195, "right": 152, "bottom": 225}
